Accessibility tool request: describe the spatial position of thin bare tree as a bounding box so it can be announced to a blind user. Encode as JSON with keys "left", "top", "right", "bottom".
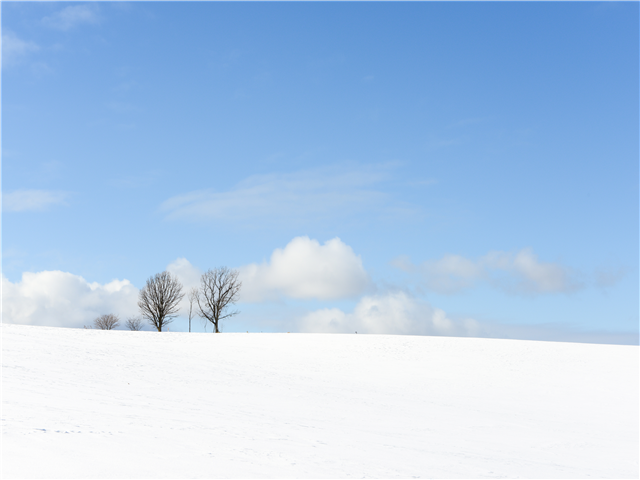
{"left": 196, "top": 267, "right": 242, "bottom": 333}
{"left": 187, "top": 287, "right": 198, "bottom": 333}
{"left": 138, "top": 271, "right": 185, "bottom": 332}
{"left": 94, "top": 314, "right": 120, "bottom": 330}
{"left": 125, "top": 316, "right": 144, "bottom": 331}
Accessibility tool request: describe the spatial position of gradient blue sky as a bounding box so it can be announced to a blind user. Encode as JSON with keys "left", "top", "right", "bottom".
{"left": 2, "top": 2, "right": 638, "bottom": 343}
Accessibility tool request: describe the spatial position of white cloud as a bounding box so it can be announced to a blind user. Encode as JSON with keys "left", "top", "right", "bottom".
{"left": 165, "top": 258, "right": 203, "bottom": 317}
{"left": 160, "top": 164, "right": 417, "bottom": 225}
{"left": 484, "top": 249, "right": 579, "bottom": 294}
{"left": 238, "top": 236, "right": 372, "bottom": 302}
{"left": 3, "top": 190, "right": 69, "bottom": 212}
{"left": 2, "top": 31, "right": 39, "bottom": 66}
{"left": 398, "top": 248, "right": 583, "bottom": 295}
{"left": 42, "top": 4, "right": 100, "bottom": 31}
{"left": 297, "top": 291, "right": 480, "bottom": 336}
{"left": 2, "top": 272, "right": 138, "bottom": 329}
{"left": 166, "top": 258, "right": 202, "bottom": 292}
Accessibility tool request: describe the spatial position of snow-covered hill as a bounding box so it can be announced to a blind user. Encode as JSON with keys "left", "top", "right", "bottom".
{"left": 2, "top": 324, "right": 638, "bottom": 478}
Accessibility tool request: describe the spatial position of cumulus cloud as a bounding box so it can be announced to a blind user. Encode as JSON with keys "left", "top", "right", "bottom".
{"left": 160, "top": 163, "right": 418, "bottom": 225}
{"left": 297, "top": 291, "right": 480, "bottom": 336}
{"left": 42, "top": 4, "right": 100, "bottom": 30}
{"left": 394, "top": 248, "right": 583, "bottom": 295}
{"left": 238, "top": 236, "right": 372, "bottom": 302}
{"left": 3, "top": 189, "right": 69, "bottom": 212}
{"left": 2, "top": 272, "right": 138, "bottom": 328}
{"left": 2, "top": 31, "right": 39, "bottom": 66}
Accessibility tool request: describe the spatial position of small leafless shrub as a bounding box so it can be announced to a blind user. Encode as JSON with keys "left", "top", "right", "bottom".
{"left": 94, "top": 314, "right": 120, "bottom": 330}
{"left": 126, "top": 316, "right": 144, "bottom": 331}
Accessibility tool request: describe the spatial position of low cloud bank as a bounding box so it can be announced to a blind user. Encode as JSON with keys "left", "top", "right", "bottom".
{"left": 2, "top": 271, "right": 138, "bottom": 328}
{"left": 238, "top": 236, "right": 371, "bottom": 302}
{"left": 297, "top": 291, "right": 480, "bottom": 336}
{"left": 4, "top": 238, "right": 634, "bottom": 345}
{"left": 393, "top": 248, "right": 584, "bottom": 295}
{"left": 295, "top": 291, "right": 638, "bottom": 345}
{"left": 3, "top": 269, "right": 635, "bottom": 345}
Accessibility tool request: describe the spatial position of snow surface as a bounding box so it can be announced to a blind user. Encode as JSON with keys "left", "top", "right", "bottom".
{"left": 2, "top": 324, "right": 638, "bottom": 478}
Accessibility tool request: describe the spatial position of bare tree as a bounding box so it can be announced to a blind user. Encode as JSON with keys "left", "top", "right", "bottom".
{"left": 196, "top": 267, "right": 242, "bottom": 333}
{"left": 94, "top": 314, "right": 120, "bottom": 330}
{"left": 125, "top": 316, "right": 144, "bottom": 331}
{"left": 138, "top": 271, "right": 185, "bottom": 332}
{"left": 187, "top": 287, "right": 198, "bottom": 333}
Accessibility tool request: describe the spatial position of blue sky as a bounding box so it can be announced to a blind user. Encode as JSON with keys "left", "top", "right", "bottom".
{"left": 2, "top": 2, "right": 638, "bottom": 343}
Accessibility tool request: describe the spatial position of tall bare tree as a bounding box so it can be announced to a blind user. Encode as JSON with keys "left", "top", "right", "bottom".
{"left": 138, "top": 271, "right": 185, "bottom": 332}
{"left": 196, "top": 267, "right": 241, "bottom": 333}
{"left": 94, "top": 314, "right": 120, "bottom": 330}
{"left": 187, "top": 287, "right": 198, "bottom": 333}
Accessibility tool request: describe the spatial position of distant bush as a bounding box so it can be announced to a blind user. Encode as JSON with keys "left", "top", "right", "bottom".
{"left": 94, "top": 314, "right": 120, "bottom": 330}
{"left": 126, "top": 316, "right": 144, "bottom": 331}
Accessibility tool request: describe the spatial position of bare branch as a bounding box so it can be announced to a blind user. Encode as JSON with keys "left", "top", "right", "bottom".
{"left": 138, "top": 271, "right": 185, "bottom": 332}
{"left": 196, "top": 267, "right": 242, "bottom": 333}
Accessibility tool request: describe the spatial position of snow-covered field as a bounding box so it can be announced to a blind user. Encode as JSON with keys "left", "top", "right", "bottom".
{"left": 2, "top": 324, "right": 638, "bottom": 478}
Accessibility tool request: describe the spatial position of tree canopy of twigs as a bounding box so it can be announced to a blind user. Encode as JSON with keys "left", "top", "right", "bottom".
{"left": 196, "top": 267, "right": 241, "bottom": 333}
{"left": 94, "top": 314, "right": 120, "bottom": 330}
{"left": 125, "top": 316, "right": 144, "bottom": 331}
{"left": 138, "top": 271, "right": 185, "bottom": 332}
